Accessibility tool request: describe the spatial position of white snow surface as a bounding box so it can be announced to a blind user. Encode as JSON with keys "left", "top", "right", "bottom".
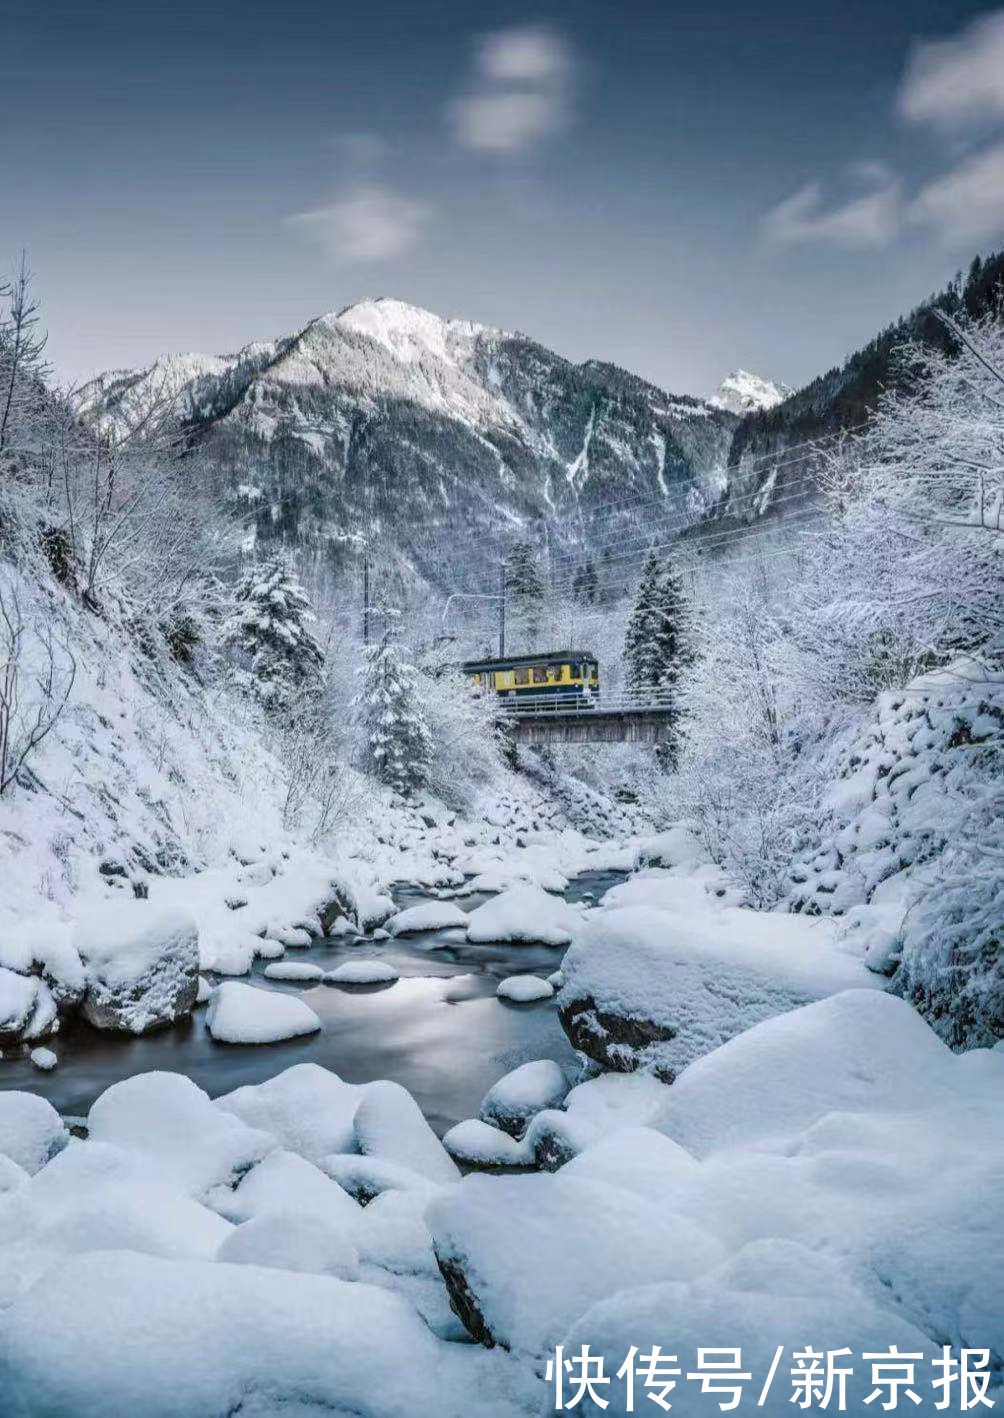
{"left": 205, "top": 981, "right": 321, "bottom": 1044}
{"left": 479, "top": 1059, "right": 569, "bottom": 1136}
{"left": 708, "top": 368, "right": 792, "bottom": 414}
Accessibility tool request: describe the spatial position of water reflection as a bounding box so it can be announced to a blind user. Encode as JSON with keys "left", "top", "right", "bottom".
{"left": 0, "top": 869, "right": 626, "bottom": 1134}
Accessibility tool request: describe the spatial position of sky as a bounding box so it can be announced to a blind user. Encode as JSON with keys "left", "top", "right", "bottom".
{"left": 6, "top": 0, "right": 1004, "bottom": 397}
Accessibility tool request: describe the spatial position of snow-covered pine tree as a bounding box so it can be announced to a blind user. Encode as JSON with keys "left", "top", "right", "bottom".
{"left": 358, "top": 629, "right": 432, "bottom": 797}
{"left": 505, "top": 541, "right": 544, "bottom": 650}
{"left": 624, "top": 549, "right": 692, "bottom": 766}
{"left": 226, "top": 557, "right": 323, "bottom": 709}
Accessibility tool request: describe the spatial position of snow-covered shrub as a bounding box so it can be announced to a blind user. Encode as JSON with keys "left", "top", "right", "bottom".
{"left": 415, "top": 667, "right": 503, "bottom": 812}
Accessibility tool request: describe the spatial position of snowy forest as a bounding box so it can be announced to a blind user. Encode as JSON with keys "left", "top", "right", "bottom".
{"left": 0, "top": 195, "right": 1002, "bottom": 1418}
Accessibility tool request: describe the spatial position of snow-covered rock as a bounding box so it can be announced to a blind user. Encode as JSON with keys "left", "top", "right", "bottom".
{"left": 497, "top": 974, "right": 554, "bottom": 1003}
{"left": 320, "top": 1153, "right": 438, "bottom": 1205}
{"left": 205, "top": 980, "right": 321, "bottom": 1043}
{"left": 427, "top": 1171, "right": 725, "bottom": 1355}
{"left": 387, "top": 901, "right": 470, "bottom": 935}
{"left": 559, "top": 900, "right": 881, "bottom": 1079}
{"left": 73, "top": 902, "right": 199, "bottom": 1034}
{"left": 466, "top": 884, "right": 580, "bottom": 946}
{"left": 262, "top": 960, "right": 325, "bottom": 983}
{"left": 29, "top": 1047, "right": 58, "bottom": 1071}
{"left": 479, "top": 1059, "right": 569, "bottom": 1138}
{"left": 0, "top": 1093, "right": 68, "bottom": 1175}
{"left": 327, "top": 958, "right": 399, "bottom": 985}
{"left": 217, "top": 1209, "right": 360, "bottom": 1279}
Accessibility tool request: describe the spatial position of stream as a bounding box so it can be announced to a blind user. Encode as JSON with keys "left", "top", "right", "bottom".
{"left": 1, "top": 869, "right": 627, "bottom": 1135}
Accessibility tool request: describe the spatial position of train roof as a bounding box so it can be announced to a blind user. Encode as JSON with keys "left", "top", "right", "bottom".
{"left": 461, "top": 650, "right": 597, "bottom": 673}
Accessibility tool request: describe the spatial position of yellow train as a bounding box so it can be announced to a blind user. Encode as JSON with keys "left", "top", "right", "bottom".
{"left": 462, "top": 650, "right": 599, "bottom": 701}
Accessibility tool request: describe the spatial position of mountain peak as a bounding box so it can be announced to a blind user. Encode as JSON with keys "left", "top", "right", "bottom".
{"left": 708, "top": 369, "right": 792, "bottom": 415}
{"left": 320, "top": 297, "right": 497, "bottom": 366}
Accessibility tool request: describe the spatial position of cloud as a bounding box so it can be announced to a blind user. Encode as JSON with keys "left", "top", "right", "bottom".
{"left": 908, "top": 141, "right": 1004, "bottom": 246}
{"left": 331, "top": 132, "right": 389, "bottom": 166}
{"left": 288, "top": 184, "right": 431, "bottom": 264}
{"left": 450, "top": 24, "right": 573, "bottom": 155}
{"left": 761, "top": 170, "right": 901, "bottom": 249}
{"left": 898, "top": 8, "right": 1004, "bottom": 131}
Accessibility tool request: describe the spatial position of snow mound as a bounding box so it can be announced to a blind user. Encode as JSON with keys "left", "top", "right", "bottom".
{"left": 327, "top": 958, "right": 399, "bottom": 985}
{"left": 354, "top": 1080, "right": 460, "bottom": 1186}
{"left": 0, "top": 969, "right": 57, "bottom": 1045}
{"left": 387, "top": 901, "right": 470, "bottom": 935}
{"left": 216, "top": 1063, "right": 362, "bottom": 1162}
{"left": 497, "top": 974, "right": 554, "bottom": 1003}
{"left": 466, "top": 884, "right": 580, "bottom": 946}
{"left": 87, "top": 1072, "right": 274, "bottom": 1200}
{"left": 29, "top": 1047, "right": 58, "bottom": 1071}
{"left": 206, "top": 980, "right": 321, "bottom": 1043}
{"left": 224, "top": 1148, "right": 361, "bottom": 1228}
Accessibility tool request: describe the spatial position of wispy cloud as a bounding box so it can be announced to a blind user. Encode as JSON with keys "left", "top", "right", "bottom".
{"left": 761, "top": 168, "right": 901, "bottom": 249}
{"left": 450, "top": 24, "right": 574, "bottom": 155}
{"left": 287, "top": 184, "right": 431, "bottom": 264}
{"left": 908, "top": 141, "right": 1004, "bottom": 247}
{"left": 898, "top": 8, "right": 1004, "bottom": 132}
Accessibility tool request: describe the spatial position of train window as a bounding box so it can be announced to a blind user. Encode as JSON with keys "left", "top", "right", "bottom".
{"left": 515, "top": 668, "right": 530, "bottom": 685}
{"left": 532, "top": 666, "right": 547, "bottom": 684}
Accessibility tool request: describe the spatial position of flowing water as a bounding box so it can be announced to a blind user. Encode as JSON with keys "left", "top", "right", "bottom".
{"left": 1, "top": 870, "right": 626, "bottom": 1136}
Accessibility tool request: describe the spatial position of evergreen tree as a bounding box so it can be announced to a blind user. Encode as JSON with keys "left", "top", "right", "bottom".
{"left": 226, "top": 557, "right": 323, "bottom": 709}
{"left": 505, "top": 541, "right": 544, "bottom": 649}
{"left": 358, "top": 630, "right": 432, "bottom": 797}
{"left": 624, "top": 550, "right": 692, "bottom": 766}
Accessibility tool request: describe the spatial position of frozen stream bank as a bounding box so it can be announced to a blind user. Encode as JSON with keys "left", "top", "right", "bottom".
{"left": 0, "top": 870, "right": 625, "bottom": 1132}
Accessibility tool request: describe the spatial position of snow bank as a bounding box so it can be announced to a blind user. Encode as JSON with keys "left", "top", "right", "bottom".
{"left": 73, "top": 901, "right": 199, "bottom": 1033}
{"left": 466, "top": 884, "right": 581, "bottom": 946}
{"left": 559, "top": 900, "right": 880, "bottom": 1078}
{"left": 206, "top": 980, "right": 321, "bottom": 1043}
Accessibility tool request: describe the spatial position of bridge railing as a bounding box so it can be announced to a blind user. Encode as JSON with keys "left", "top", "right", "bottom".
{"left": 493, "top": 687, "right": 676, "bottom": 717}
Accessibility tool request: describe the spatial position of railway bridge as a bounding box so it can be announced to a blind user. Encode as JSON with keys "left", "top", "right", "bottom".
{"left": 495, "top": 690, "right": 675, "bottom": 744}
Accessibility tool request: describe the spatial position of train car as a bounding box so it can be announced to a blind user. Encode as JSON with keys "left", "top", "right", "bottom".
{"left": 462, "top": 650, "right": 599, "bottom": 703}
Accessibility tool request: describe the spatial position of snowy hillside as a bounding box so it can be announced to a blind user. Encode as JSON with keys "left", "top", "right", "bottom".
{"left": 77, "top": 298, "right": 738, "bottom": 589}
{"left": 708, "top": 369, "right": 792, "bottom": 415}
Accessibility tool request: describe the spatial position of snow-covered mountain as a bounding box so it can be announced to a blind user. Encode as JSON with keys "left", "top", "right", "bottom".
{"left": 78, "top": 298, "right": 738, "bottom": 590}
{"left": 708, "top": 369, "right": 792, "bottom": 416}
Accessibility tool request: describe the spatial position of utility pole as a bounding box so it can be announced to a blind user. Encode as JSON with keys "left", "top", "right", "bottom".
{"left": 362, "top": 556, "right": 370, "bottom": 645}
{"left": 498, "top": 561, "right": 506, "bottom": 658}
